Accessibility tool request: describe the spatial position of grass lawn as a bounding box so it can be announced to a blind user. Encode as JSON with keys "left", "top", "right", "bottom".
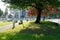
{"left": 0, "top": 21, "right": 12, "bottom": 27}
{"left": 0, "top": 21, "right": 60, "bottom": 40}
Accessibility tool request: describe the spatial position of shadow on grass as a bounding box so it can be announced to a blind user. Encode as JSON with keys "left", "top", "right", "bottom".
{"left": 10, "top": 21, "right": 60, "bottom": 40}
{"left": 19, "top": 21, "right": 60, "bottom": 35}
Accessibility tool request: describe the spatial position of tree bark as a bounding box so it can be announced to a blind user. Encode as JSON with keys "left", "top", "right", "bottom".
{"left": 35, "top": 9, "right": 42, "bottom": 23}
{"left": 35, "top": 3, "right": 43, "bottom": 23}
{"left": 31, "top": 2, "right": 43, "bottom": 23}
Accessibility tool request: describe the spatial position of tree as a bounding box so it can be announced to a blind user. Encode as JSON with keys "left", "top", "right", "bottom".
{"left": 27, "top": 6, "right": 37, "bottom": 17}
{"left": 27, "top": 5, "right": 58, "bottom": 21}
{"left": 4, "top": 7, "right": 8, "bottom": 20}
{"left": 0, "top": 9, "right": 3, "bottom": 17}
{"left": 2, "top": 0, "right": 60, "bottom": 23}
{"left": 41, "top": 5, "right": 58, "bottom": 20}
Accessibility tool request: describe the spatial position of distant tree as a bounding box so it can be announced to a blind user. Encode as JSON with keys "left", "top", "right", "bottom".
{"left": 0, "top": 9, "right": 3, "bottom": 17}
{"left": 4, "top": 7, "right": 8, "bottom": 20}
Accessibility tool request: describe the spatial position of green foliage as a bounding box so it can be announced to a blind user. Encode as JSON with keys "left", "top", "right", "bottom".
{"left": 47, "top": 0, "right": 60, "bottom": 7}
{"left": 2, "top": 0, "right": 60, "bottom": 9}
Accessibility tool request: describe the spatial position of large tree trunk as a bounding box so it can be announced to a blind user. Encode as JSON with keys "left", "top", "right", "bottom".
{"left": 35, "top": 3, "right": 43, "bottom": 23}
{"left": 35, "top": 9, "right": 42, "bottom": 23}
{"left": 31, "top": 2, "right": 43, "bottom": 23}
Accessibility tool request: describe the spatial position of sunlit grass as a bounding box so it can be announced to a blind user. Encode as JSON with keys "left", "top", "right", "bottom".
{"left": 0, "top": 21, "right": 12, "bottom": 27}
{"left": 0, "top": 21, "right": 60, "bottom": 40}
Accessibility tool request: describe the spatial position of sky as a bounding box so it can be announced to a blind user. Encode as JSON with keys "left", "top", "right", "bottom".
{"left": 0, "top": 0, "right": 8, "bottom": 13}
{"left": 0, "top": 0, "right": 6, "bottom": 12}
{"left": 0, "top": 0, "right": 18, "bottom": 15}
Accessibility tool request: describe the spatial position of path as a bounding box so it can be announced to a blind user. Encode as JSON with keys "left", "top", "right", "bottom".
{"left": 46, "top": 19, "right": 60, "bottom": 24}
{"left": 0, "top": 23, "right": 18, "bottom": 31}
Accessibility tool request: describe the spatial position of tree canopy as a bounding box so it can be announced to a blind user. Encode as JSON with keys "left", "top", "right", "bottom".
{"left": 2, "top": 0, "right": 60, "bottom": 9}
